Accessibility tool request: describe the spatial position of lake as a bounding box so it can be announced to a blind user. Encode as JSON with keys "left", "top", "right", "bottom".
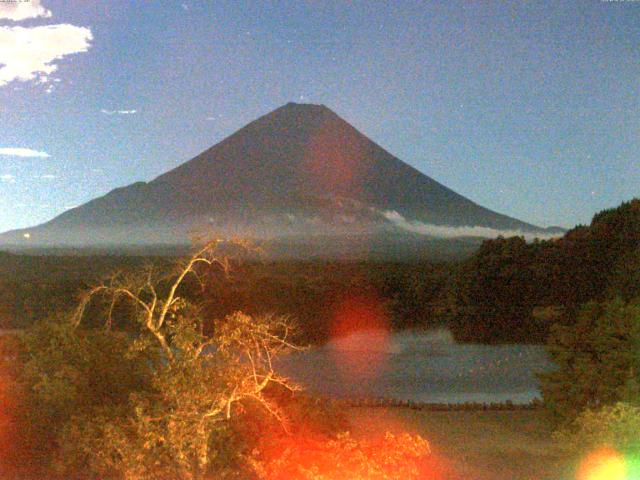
{"left": 279, "top": 329, "right": 554, "bottom": 404}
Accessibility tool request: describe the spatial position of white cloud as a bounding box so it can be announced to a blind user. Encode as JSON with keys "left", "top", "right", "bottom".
{"left": 0, "top": 0, "right": 51, "bottom": 21}
{"left": 38, "top": 174, "right": 57, "bottom": 179}
{"left": 14, "top": 203, "right": 55, "bottom": 209}
{"left": 0, "top": 174, "right": 16, "bottom": 183}
{"left": 101, "top": 109, "right": 137, "bottom": 115}
{"left": 0, "top": 147, "right": 50, "bottom": 158}
{"left": 382, "top": 210, "right": 559, "bottom": 241}
{"left": 0, "top": 24, "right": 93, "bottom": 87}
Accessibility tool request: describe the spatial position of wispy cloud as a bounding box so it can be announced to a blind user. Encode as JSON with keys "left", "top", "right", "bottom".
{"left": 0, "top": 24, "right": 93, "bottom": 87}
{"left": 0, "top": 0, "right": 51, "bottom": 21}
{"left": 101, "top": 109, "right": 137, "bottom": 115}
{"left": 382, "top": 210, "right": 559, "bottom": 241}
{"left": 37, "top": 174, "right": 58, "bottom": 179}
{"left": 0, "top": 174, "right": 16, "bottom": 183}
{"left": 0, "top": 147, "right": 50, "bottom": 158}
{"left": 15, "top": 203, "right": 54, "bottom": 209}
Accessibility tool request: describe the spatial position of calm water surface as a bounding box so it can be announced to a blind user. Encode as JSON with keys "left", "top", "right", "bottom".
{"left": 279, "top": 329, "right": 554, "bottom": 404}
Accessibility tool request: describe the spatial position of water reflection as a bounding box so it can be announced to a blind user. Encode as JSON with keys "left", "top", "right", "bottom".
{"left": 279, "top": 329, "right": 554, "bottom": 404}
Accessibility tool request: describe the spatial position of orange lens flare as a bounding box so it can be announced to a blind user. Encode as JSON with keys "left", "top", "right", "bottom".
{"left": 577, "top": 446, "right": 627, "bottom": 480}
{"left": 0, "top": 346, "right": 17, "bottom": 473}
{"left": 329, "top": 292, "right": 390, "bottom": 382}
{"left": 299, "top": 116, "right": 371, "bottom": 198}
{"left": 256, "top": 430, "right": 436, "bottom": 480}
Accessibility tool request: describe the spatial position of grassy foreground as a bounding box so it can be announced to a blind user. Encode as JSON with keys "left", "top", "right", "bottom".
{"left": 347, "top": 407, "right": 576, "bottom": 480}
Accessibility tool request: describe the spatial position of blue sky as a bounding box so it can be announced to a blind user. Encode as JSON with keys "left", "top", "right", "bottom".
{"left": 0, "top": 0, "right": 638, "bottom": 233}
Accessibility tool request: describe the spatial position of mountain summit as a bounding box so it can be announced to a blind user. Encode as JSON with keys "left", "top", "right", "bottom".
{"left": 1, "top": 103, "right": 554, "bottom": 247}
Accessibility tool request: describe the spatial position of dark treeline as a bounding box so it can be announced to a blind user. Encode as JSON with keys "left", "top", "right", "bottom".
{"left": 202, "top": 260, "right": 456, "bottom": 343}
{"left": 1, "top": 198, "right": 638, "bottom": 345}
{"left": 0, "top": 254, "right": 456, "bottom": 344}
{"left": 452, "top": 198, "right": 640, "bottom": 343}
{"left": 0, "top": 254, "right": 172, "bottom": 329}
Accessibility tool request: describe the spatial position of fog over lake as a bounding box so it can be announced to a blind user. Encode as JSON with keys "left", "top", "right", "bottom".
{"left": 279, "top": 329, "right": 554, "bottom": 404}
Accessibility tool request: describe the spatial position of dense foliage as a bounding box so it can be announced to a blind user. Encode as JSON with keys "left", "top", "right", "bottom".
{"left": 531, "top": 200, "right": 640, "bottom": 455}
{"left": 203, "top": 260, "right": 455, "bottom": 343}
{"left": 539, "top": 299, "right": 640, "bottom": 423}
{"left": 5, "top": 243, "right": 303, "bottom": 479}
{"left": 2, "top": 243, "right": 434, "bottom": 479}
{"left": 452, "top": 198, "right": 640, "bottom": 343}
{"left": 0, "top": 255, "right": 456, "bottom": 344}
{"left": 451, "top": 236, "right": 539, "bottom": 343}
{"left": 556, "top": 402, "right": 640, "bottom": 455}
{"left": 0, "top": 253, "right": 166, "bottom": 329}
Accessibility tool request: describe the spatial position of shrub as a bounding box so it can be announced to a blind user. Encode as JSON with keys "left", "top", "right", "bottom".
{"left": 555, "top": 402, "right": 640, "bottom": 454}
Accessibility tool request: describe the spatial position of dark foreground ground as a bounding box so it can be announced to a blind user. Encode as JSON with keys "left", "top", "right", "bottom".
{"left": 347, "top": 407, "right": 574, "bottom": 480}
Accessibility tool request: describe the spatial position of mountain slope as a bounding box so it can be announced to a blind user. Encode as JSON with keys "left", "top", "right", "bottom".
{"left": 0, "top": 103, "right": 552, "bottom": 247}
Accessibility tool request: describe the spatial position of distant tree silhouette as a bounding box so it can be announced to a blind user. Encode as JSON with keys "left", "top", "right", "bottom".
{"left": 452, "top": 236, "right": 538, "bottom": 342}
{"left": 451, "top": 198, "right": 640, "bottom": 343}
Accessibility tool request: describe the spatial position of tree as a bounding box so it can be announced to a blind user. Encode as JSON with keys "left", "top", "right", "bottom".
{"left": 18, "top": 240, "right": 301, "bottom": 480}
{"left": 449, "top": 199, "right": 640, "bottom": 344}
{"left": 16, "top": 320, "right": 152, "bottom": 478}
{"left": 607, "top": 247, "right": 640, "bottom": 302}
{"left": 539, "top": 299, "right": 640, "bottom": 423}
{"left": 555, "top": 402, "right": 640, "bottom": 455}
{"left": 452, "top": 236, "right": 538, "bottom": 342}
{"left": 542, "top": 199, "right": 640, "bottom": 309}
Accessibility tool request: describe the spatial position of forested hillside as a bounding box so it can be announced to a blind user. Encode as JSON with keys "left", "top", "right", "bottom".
{"left": 451, "top": 198, "right": 640, "bottom": 342}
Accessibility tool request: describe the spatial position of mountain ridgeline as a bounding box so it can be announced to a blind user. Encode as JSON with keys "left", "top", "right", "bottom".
{"left": 1, "top": 103, "right": 558, "bottom": 251}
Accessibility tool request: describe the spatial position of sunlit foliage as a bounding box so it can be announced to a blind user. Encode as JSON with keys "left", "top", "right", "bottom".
{"left": 5, "top": 241, "right": 442, "bottom": 479}
{"left": 13, "top": 241, "right": 301, "bottom": 479}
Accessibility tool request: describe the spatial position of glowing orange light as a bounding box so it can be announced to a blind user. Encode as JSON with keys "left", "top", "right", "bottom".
{"left": 0, "top": 354, "right": 16, "bottom": 473}
{"left": 299, "top": 116, "right": 371, "bottom": 198}
{"left": 256, "top": 431, "right": 436, "bottom": 480}
{"left": 329, "top": 292, "right": 390, "bottom": 381}
{"left": 577, "top": 446, "right": 627, "bottom": 480}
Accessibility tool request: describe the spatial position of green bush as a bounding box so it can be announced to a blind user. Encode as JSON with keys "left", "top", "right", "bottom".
{"left": 555, "top": 402, "right": 640, "bottom": 455}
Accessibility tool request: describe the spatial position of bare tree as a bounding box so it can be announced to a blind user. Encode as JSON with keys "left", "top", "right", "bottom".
{"left": 70, "top": 239, "right": 302, "bottom": 479}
